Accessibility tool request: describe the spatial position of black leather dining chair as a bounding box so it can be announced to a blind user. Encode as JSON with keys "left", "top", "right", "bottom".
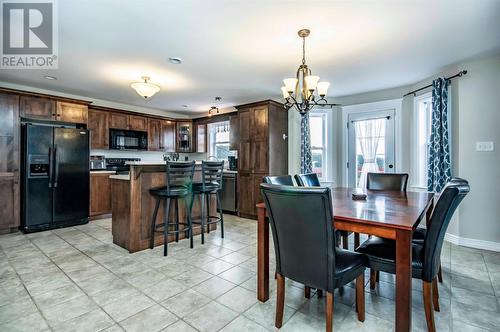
{"left": 356, "top": 182, "right": 469, "bottom": 332}
{"left": 263, "top": 175, "right": 294, "bottom": 186}
{"left": 366, "top": 172, "right": 409, "bottom": 191}
{"left": 261, "top": 183, "right": 366, "bottom": 332}
{"left": 295, "top": 173, "right": 354, "bottom": 251}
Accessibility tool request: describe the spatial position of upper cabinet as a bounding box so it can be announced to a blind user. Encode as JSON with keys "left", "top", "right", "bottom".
{"left": 20, "top": 95, "right": 55, "bottom": 120}
{"left": 229, "top": 114, "right": 239, "bottom": 150}
{"left": 56, "top": 101, "right": 88, "bottom": 124}
{"left": 161, "top": 120, "right": 176, "bottom": 152}
{"left": 196, "top": 124, "right": 206, "bottom": 153}
{"left": 148, "top": 118, "right": 161, "bottom": 151}
{"left": 109, "top": 112, "right": 129, "bottom": 129}
{"left": 88, "top": 109, "right": 109, "bottom": 149}
{"left": 129, "top": 115, "right": 148, "bottom": 131}
{"left": 176, "top": 121, "right": 193, "bottom": 152}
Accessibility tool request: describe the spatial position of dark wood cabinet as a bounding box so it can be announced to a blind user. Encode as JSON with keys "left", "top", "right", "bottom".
{"left": 237, "top": 100, "right": 288, "bottom": 218}
{"left": 196, "top": 124, "right": 206, "bottom": 153}
{"left": 229, "top": 114, "right": 239, "bottom": 150}
{"left": 161, "top": 120, "right": 176, "bottom": 152}
{"left": 20, "top": 95, "right": 55, "bottom": 120}
{"left": 148, "top": 118, "right": 161, "bottom": 151}
{"left": 129, "top": 115, "right": 148, "bottom": 131}
{"left": 90, "top": 173, "right": 112, "bottom": 217}
{"left": 109, "top": 112, "right": 129, "bottom": 129}
{"left": 176, "top": 121, "right": 193, "bottom": 152}
{"left": 0, "top": 93, "right": 20, "bottom": 234}
{"left": 88, "top": 109, "right": 109, "bottom": 149}
{"left": 56, "top": 101, "right": 88, "bottom": 124}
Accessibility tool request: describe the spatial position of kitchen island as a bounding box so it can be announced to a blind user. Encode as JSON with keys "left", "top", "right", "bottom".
{"left": 110, "top": 162, "right": 216, "bottom": 253}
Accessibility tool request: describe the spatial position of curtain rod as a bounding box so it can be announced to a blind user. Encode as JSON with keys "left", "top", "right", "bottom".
{"left": 403, "top": 70, "right": 467, "bottom": 97}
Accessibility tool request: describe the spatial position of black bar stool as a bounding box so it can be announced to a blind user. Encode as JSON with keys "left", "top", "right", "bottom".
{"left": 149, "top": 161, "right": 195, "bottom": 256}
{"left": 190, "top": 161, "right": 224, "bottom": 244}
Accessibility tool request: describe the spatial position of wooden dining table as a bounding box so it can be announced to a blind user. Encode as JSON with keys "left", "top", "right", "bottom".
{"left": 256, "top": 187, "right": 434, "bottom": 332}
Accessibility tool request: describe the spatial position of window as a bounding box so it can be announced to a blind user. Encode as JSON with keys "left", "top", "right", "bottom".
{"left": 207, "top": 121, "right": 235, "bottom": 160}
{"left": 413, "top": 93, "right": 432, "bottom": 188}
{"left": 309, "top": 111, "right": 327, "bottom": 180}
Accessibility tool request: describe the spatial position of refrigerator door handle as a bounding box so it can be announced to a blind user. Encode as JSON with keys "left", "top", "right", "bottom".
{"left": 48, "top": 147, "right": 53, "bottom": 188}
{"left": 53, "top": 144, "right": 59, "bottom": 188}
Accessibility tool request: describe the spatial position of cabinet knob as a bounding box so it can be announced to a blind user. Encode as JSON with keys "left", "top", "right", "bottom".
{"left": 282, "top": 134, "right": 288, "bottom": 140}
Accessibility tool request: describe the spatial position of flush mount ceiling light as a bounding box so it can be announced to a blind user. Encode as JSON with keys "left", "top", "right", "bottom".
{"left": 44, "top": 75, "right": 57, "bottom": 80}
{"left": 281, "top": 29, "right": 336, "bottom": 114}
{"left": 208, "top": 96, "right": 222, "bottom": 117}
{"left": 168, "top": 57, "right": 182, "bottom": 64}
{"left": 130, "top": 76, "right": 160, "bottom": 99}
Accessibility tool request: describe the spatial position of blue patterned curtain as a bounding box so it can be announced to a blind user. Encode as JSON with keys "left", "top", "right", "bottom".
{"left": 427, "top": 78, "right": 451, "bottom": 192}
{"left": 300, "top": 113, "right": 313, "bottom": 174}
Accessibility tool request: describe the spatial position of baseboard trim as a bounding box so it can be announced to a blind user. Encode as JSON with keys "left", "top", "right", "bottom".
{"left": 445, "top": 233, "right": 500, "bottom": 252}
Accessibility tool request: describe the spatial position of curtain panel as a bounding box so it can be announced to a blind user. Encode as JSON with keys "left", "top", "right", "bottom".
{"left": 427, "top": 77, "right": 451, "bottom": 192}
{"left": 300, "top": 113, "right": 313, "bottom": 174}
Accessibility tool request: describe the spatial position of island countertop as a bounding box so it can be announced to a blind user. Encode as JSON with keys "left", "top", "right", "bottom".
{"left": 110, "top": 163, "right": 216, "bottom": 253}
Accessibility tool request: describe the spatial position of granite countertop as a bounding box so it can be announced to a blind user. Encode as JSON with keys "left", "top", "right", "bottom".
{"left": 90, "top": 170, "right": 116, "bottom": 174}
{"left": 126, "top": 161, "right": 203, "bottom": 166}
{"left": 109, "top": 174, "right": 130, "bottom": 181}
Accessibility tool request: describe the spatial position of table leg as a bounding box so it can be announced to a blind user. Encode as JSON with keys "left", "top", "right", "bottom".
{"left": 395, "top": 229, "right": 413, "bottom": 332}
{"left": 257, "top": 205, "right": 269, "bottom": 302}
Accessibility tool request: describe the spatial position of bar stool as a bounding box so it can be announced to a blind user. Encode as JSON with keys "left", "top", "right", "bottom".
{"left": 149, "top": 161, "right": 195, "bottom": 256}
{"left": 190, "top": 161, "right": 224, "bottom": 244}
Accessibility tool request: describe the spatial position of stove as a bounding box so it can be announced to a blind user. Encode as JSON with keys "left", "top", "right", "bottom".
{"left": 105, "top": 158, "right": 141, "bottom": 173}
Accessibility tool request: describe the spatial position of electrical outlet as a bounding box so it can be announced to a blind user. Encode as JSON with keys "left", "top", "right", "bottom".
{"left": 475, "top": 141, "right": 494, "bottom": 152}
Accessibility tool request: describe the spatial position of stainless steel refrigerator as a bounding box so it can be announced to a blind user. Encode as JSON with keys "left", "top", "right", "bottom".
{"left": 21, "top": 123, "right": 89, "bottom": 232}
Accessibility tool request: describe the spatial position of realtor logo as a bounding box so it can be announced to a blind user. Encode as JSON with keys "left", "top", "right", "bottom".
{"left": 1, "top": 0, "right": 58, "bottom": 69}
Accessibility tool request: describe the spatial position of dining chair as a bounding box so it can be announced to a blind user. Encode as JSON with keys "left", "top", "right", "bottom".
{"left": 366, "top": 172, "right": 409, "bottom": 191}
{"left": 260, "top": 183, "right": 366, "bottom": 332}
{"left": 356, "top": 182, "right": 469, "bottom": 332}
{"left": 263, "top": 175, "right": 294, "bottom": 186}
{"left": 295, "top": 173, "right": 354, "bottom": 251}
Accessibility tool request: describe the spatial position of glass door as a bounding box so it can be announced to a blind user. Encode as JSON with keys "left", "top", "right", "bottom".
{"left": 348, "top": 110, "right": 395, "bottom": 188}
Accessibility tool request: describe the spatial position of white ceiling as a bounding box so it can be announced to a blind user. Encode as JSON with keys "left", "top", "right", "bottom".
{"left": 1, "top": 0, "right": 499, "bottom": 115}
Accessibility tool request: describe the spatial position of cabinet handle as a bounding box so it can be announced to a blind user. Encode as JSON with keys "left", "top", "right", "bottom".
{"left": 282, "top": 134, "right": 288, "bottom": 140}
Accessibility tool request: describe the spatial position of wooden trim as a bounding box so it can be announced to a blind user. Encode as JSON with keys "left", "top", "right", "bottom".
{"left": 0, "top": 87, "right": 91, "bottom": 105}
{"left": 235, "top": 99, "right": 284, "bottom": 110}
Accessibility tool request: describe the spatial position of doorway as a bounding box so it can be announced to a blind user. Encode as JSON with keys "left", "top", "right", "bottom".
{"left": 348, "top": 110, "right": 395, "bottom": 188}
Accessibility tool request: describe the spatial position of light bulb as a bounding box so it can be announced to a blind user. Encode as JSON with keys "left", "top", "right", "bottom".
{"left": 317, "top": 81, "right": 330, "bottom": 97}
{"left": 304, "top": 75, "right": 320, "bottom": 91}
{"left": 283, "top": 78, "right": 298, "bottom": 93}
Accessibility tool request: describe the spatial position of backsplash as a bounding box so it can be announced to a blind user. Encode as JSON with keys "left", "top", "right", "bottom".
{"left": 90, "top": 150, "right": 208, "bottom": 162}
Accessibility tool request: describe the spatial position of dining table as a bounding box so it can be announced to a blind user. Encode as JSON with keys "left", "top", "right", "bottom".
{"left": 256, "top": 187, "right": 434, "bottom": 332}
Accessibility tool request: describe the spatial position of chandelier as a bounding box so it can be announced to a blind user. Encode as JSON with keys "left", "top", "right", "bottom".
{"left": 130, "top": 76, "right": 160, "bottom": 99}
{"left": 281, "top": 29, "right": 333, "bottom": 114}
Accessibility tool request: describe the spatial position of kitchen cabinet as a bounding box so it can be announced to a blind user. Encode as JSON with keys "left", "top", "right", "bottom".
{"left": 56, "top": 101, "right": 88, "bottom": 124}
{"left": 20, "top": 95, "right": 55, "bottom": 120}
{"left": 161, "top": 120, "right": 176, "bottom": 152}
{"left": 229, "top": 114, "right": 239, "bottom": 150}
{"left": 196, "top": 124, "right": 206, "bottom": 153}
{"left": 109, "top": 112, "right": 129, "bottom": 129}
{"left": 90, "top": 172, "right": 112, "bottom": 217}
{"left": 176, "top": 121, "right": 193, "bottom": 152}
{"left": 88, "top": 109, "right": 109, "bottom": 149}
{"left": 236, "top": 100, "right": 288, "bottom": 219}
{"left": 0, "top": 92, "right": 20, "bottom": 234}
{"left": 129, "top": 115, "right": 148, "bottom": 131}
{"left": 148, "top": 118, "right": 161, "bottom": 151}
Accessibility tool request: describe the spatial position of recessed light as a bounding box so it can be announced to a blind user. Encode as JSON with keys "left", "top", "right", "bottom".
{"left": 168, "top": 57, "right": 182, "bottom": 64}
{"left": 182, "top": 105, "right": 188, "bottom": 108}
{"left": 43, "top": 75, "right": 57, "bottom": 80}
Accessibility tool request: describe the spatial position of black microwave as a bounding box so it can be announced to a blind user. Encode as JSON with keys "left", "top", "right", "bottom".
{"left": 109, "top": 129, "right": 148, "bottom": 150}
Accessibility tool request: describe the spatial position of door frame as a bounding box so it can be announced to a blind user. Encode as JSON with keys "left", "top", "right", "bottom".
{"left": 340, "top": 99, "right": 402, "bottom": 187}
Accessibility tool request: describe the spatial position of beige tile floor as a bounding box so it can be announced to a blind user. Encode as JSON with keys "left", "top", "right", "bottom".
{"left": 1, "top": 214, "right": 499, "bottom": 331}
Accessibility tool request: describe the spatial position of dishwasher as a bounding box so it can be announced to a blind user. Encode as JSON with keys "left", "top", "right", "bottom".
{"left": 220, "top": 172, "right": 237, "bottom": 213}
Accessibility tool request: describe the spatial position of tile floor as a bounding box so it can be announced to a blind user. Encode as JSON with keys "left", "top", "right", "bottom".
{"left": 1, "top": 214, "right": 499, "bottom": 331}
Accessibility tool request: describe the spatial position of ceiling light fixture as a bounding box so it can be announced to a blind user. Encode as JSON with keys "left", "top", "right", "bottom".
{"left": 130, "top": 76, "right": 160, "bottom": 99}
{"left": 168, "top": 57, "right": 182, "bottom": 64}
{"left": 281, "top": 29, "right": 334, "bottom": 114}
{"left": 208, "top": 97, "right": 222, "bottom": 117}
{"left": 44, "top": 75, "right": 57, "bottom": 80}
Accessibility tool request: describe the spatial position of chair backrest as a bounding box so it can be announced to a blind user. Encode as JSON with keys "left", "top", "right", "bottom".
{"left": 165, "top": 161, "right": 195, "bottom": 193}
{"left": 294, "top": 173, "right": 321, "bottom": 187}
{"left": 201, "top": 161, "right": 224, "bottom": 191}
{"left": 260, "top": 183, "right": 336, "bottom": 292}
{"left": 422, "top": 181, "right": 469, "bottom": 281}
{"left": 263, "top": 175, "right": 294, "bottom": 186}
{"left": 366, "top": 173, "right": 409, "bottom": 191}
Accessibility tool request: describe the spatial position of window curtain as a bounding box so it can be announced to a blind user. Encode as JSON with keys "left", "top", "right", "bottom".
{"left": 355, "top": 118, "right": 385, "bottom": 189}
{"left": 427, "top": 77, "right": 451, "bottom": 192}
{"left": 300, "top": 113, "right": 313, "bottom": 174}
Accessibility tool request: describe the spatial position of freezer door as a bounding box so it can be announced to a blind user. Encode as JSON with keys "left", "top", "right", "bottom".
{"left": 52, "top": 128, "right": 89, "bottom": 224}
{"left": 23, "top": 124, "right": 53, "bottom": 229}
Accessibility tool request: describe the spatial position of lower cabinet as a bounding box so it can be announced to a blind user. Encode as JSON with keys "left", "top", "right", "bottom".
{"left": 237, "top": 172, "right": 266, "bottom": 218}
{"left": 90, "top": 173, "right": 112, "bottom": 217}
{"left": 0, "top": 175, "right": 20, "bottom": 234}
